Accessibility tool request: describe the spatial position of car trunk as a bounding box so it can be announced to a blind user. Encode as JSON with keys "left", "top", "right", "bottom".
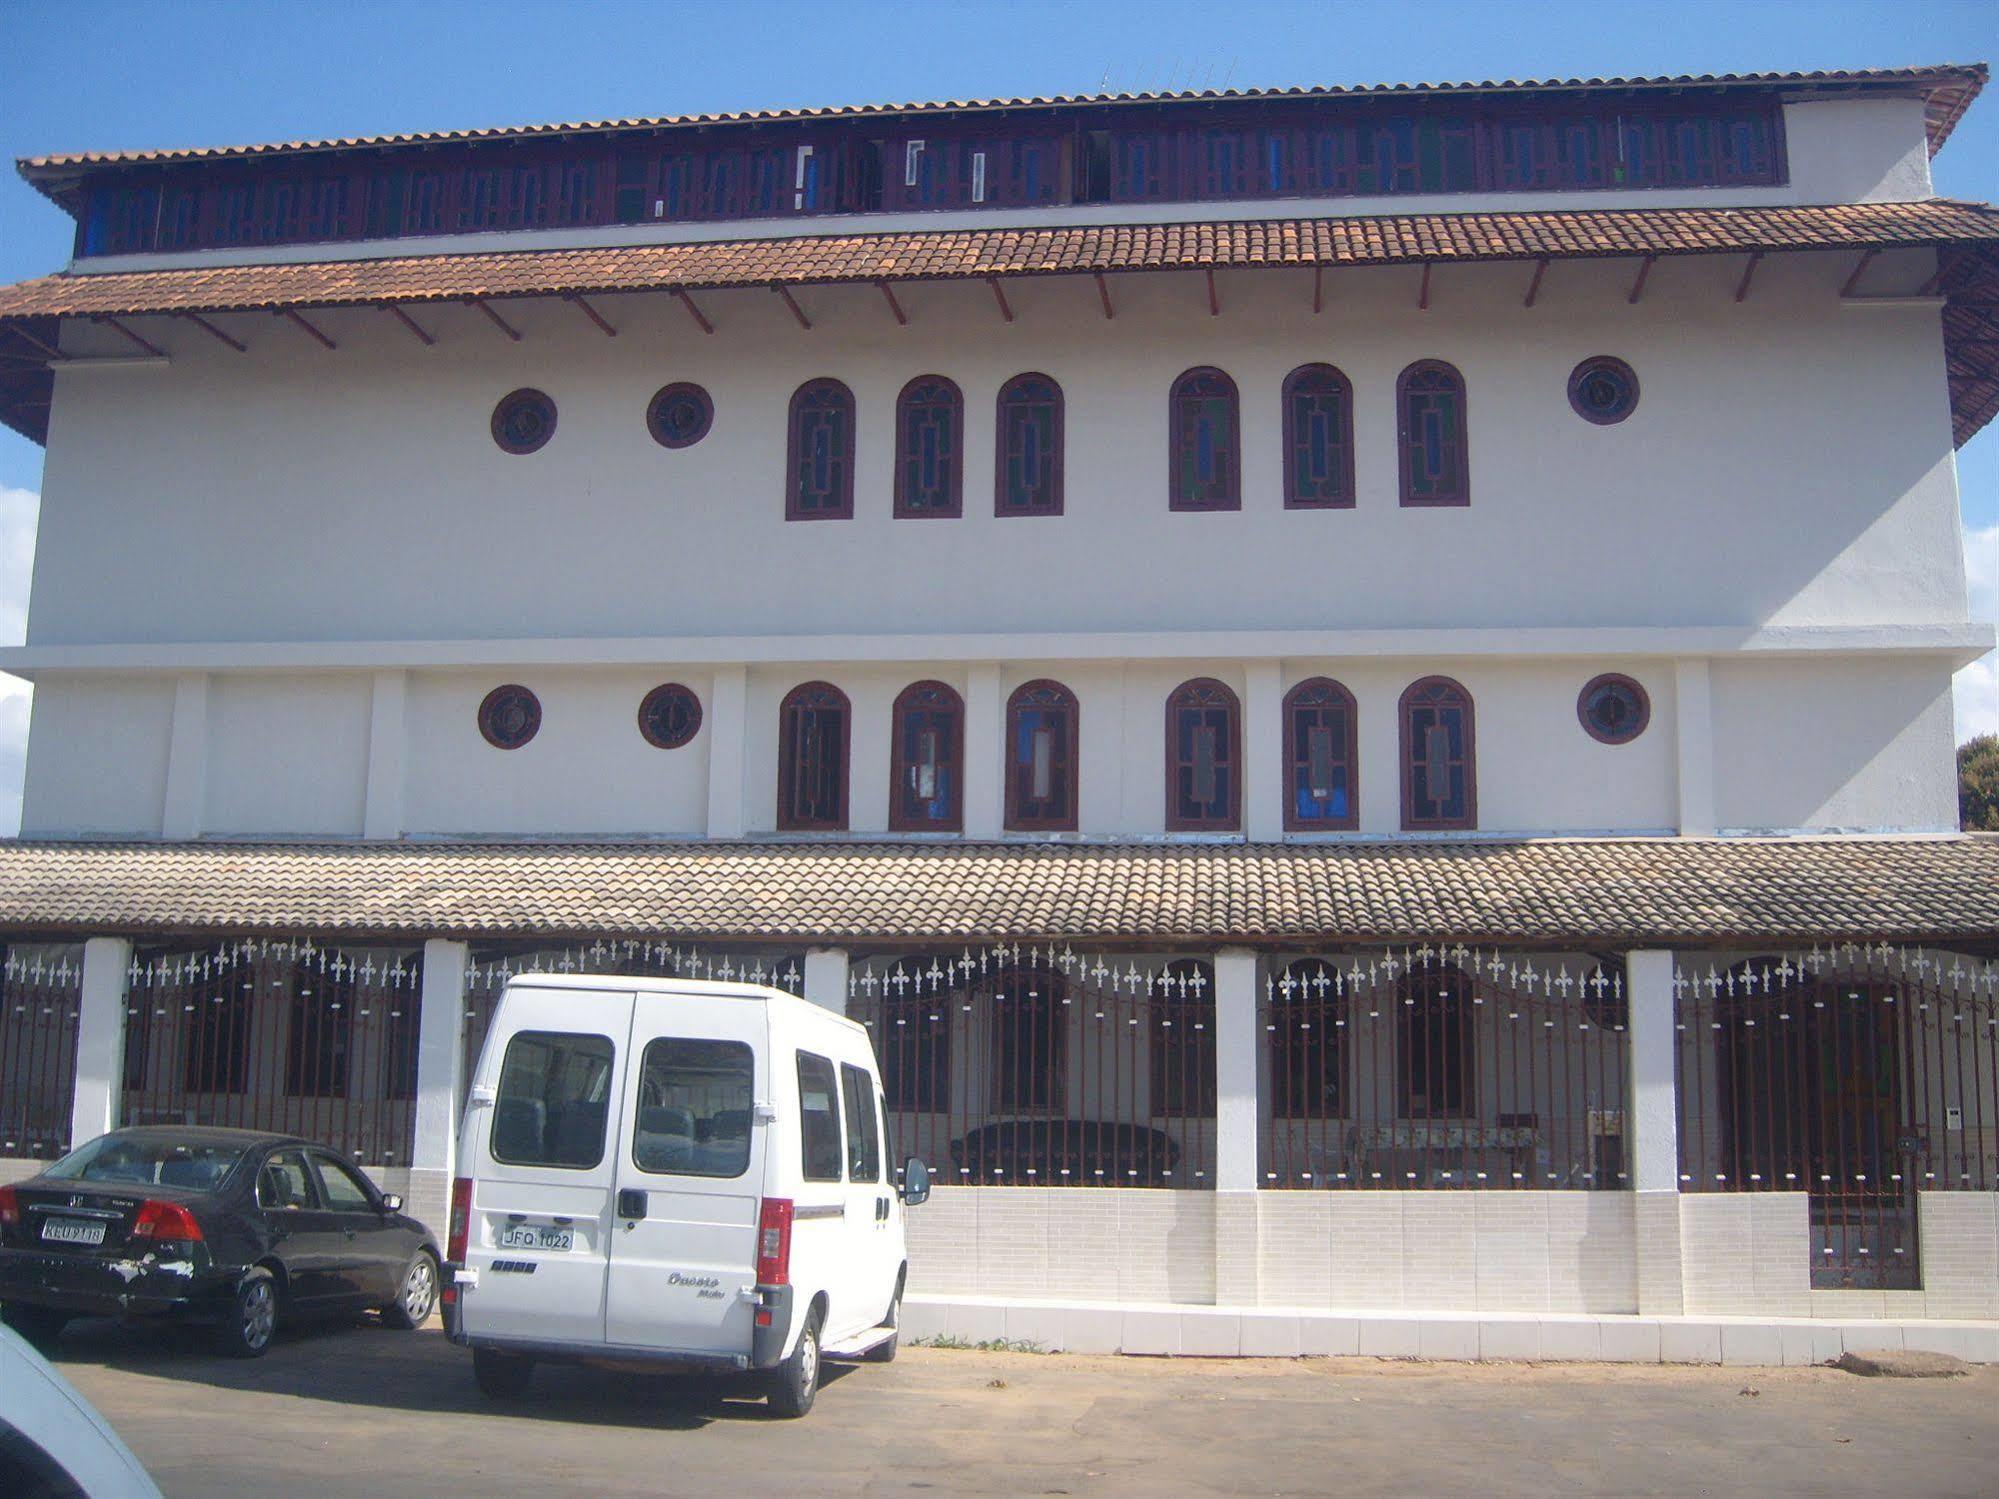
{"left": 9, "top": 1181, "right": 199, "bottom": 1256}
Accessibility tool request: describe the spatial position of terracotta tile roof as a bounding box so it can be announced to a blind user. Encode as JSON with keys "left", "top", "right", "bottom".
{"left": 0, "top": 837, "right": 1991, "bottom": 947}
{"left": 16, "top": 64, "right": 1985, "bottom": 175}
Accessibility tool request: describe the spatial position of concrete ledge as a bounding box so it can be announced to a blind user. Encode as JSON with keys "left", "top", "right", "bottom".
{"left": 904, "top": 1295, "right": 1999, "bottom": 1366}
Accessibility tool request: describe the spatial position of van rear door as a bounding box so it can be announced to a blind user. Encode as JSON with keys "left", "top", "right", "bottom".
{"left": 603, "top": 992, "right": 766, "bottom": 1358}
{"left": 460, "top": 985, "right": 630, "bottom": 1348}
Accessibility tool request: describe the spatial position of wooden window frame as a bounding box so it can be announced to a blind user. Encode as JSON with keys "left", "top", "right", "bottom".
{"left": 1398, "top": 676, "right": 1477, "bottom": 831}
{"left": 994, "top": 372, "right": 1065, "bottom": 517}
{"left": 1164, "top": 677, "right": 1242, "bottom": 832}
{"left": 1282, "top": 363, "right": 1356, "bottom": 509}
{"left": 1396, "top": 360, "right": 1469, "bottom": 508}
{"left": 1004, "top": 679, "right": 1079, "bottom": 833}
{"left": 1168, "top": 366, "right": 1241, "bottom": 512}
{"left": 777, "top": 680, "right": 851, "bottom": 831}
{"left": 892, "top": 374, "right": 965, "bottom": 519}
{"left": 1272, "top": 958, "right": 1346, "bottom": 1119}
{"left": 1396, "top": 964, "right": 1476, "bottom": 1119}
{"left": 1577, "top": 672, "right": 1651, "bottom": 745}
{"left": 888, "top": 680, "right": 965, "bottom": 832}
{"left": 993, "top": 973, "right": 1067, "bottom": 1113}
{"left": 1282, "top": 677, "right": 1359, "bottom": 832}
{"left": 785, "top": 378, "right": 856, "bottom": 521}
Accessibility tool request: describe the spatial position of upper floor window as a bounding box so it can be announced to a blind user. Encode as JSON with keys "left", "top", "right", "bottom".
{"left": 995, "top": 373, "right": 1064, "bottom": 516}
{"left": 894, "top": 375, "right": 964, "bottom": 518}
{"left": 890, "top": 680, "right": 964, "bottom": 832}
{"left": 1284, "top": 678, "right": 1358, "bottom": 831}
{"left": 1169, "top": 368, "right": 1240, "bottom": 512}
{"left": 1399, "top": 676, "right": 1476, "bottom": 831}
{"left": 778, "top": 681, "right": 850, "bottom": 831}
{"left": 786, "top": 379, "right": 855, "bottom": 520}
{"left": 1397, "top": 361, "right": 1468, "bottom": 507}
{"left": 1165, "top": 678, "right": 1240, "bottom": 832}
{"left": 1282, "top": 364, "right": 1354, "bottom": 509}
{"left": 1005, "top": 680, "right": 1078, "bottom": 832}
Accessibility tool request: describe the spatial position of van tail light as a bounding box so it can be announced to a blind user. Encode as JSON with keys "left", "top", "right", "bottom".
{"left": 130, "top": 1200, "right": 204, "bottom": 1242}
{"left": 0, "top": 1185, "right": 17, "bottom": 1229}
{"left": 756, "top": 1198, "right": 794, "bottom": 1287}
{"left": 447, "top": 1177, "right": 473, "bottom": 1263}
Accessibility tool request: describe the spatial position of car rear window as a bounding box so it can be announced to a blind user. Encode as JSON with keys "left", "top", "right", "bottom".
{"left": 632, "top": 1038, "right": 755, "bottom": 1179}
{"left": 45, "top": 1135, "right": 244, "bottom": 1191}
{"left": 492, "top": 1031, "right": 616, "bottom": 1169}
{"left": 841, "top": 1062, "right": 881, "bottom": 1183}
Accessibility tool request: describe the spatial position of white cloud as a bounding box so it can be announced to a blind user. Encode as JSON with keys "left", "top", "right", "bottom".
{"left": 0, "top": 485, "right": 36, "bottom": 836}
{"left": 1958, "top": 522, "right": 1999, "bottom": 746}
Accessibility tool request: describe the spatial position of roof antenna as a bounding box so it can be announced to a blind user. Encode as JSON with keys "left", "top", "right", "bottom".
{"left": 1221, "top": 58, "right": 1238, "bottom": 91}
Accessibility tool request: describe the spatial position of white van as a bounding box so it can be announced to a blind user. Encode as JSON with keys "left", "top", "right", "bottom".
{"left": 441, "top": 975, "right": 931, "bottom": 1417}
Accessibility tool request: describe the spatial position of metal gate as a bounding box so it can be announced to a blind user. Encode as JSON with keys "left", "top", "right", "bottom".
{"left": 0, "top": 944, "right": 84, "bottom": 1160}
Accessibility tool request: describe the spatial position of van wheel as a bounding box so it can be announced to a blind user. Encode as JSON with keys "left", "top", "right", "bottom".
{"left": 214, "top": 1268, "right": 278, "bottom": 1358}
{"left": 864, "top": 1285, "right": 901, "bottom": 1364}
{"left": 766, "top": 1307, "right": 822, "bottom": 1418}
{"left": 381, "top": 1251, "right": 439, "bottom": 1330}
{"left": 472, "top": 1346, "right": 535, "bottom": 1399}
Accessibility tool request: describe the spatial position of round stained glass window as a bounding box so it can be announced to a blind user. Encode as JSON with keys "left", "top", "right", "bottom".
{"left": 638, "top": 683, "right": 703, "bottom": 749}
{"left": 647, "top": 383, "right": 713, "bottom": 449}
{"left": 1578, "top": 674, "right": 1650, "bottom": 745}
{"left": 491, "top": 388, "right": 557, "bottom": 454}
{"left": 478, "top": 684, "right": 541, "bottom": 749}
{"left": 1568, "top": 357, "right": 1639, "bottom": 425}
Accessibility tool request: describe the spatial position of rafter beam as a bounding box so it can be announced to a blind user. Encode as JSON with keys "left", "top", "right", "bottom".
{"left": 278, "top": 308, "right": 337, "bottom": 350}
{"left": 93, "top": 315, "right": 165, "bottom": 358}
{"left": 565, "top": 293, "right": 617, "bottom": 337}
{"left": 1627, "top": 254, "right": 1656, "bottom": 305}
{"left": 381, "top": 303, "right": 436, "bottom": 346}
{"left": 876, "top": 280, "right": 908, "bottom": 326}
{"left": 674, "top": 287, "right": 715, "bottom": 336}
{"left": 1418, "top": 262, "right": 1432, "bottom": 311}
{"left": 1095, "top": 272, "right": 1115, "bottom": 321}
{"left": 1734, "top": 251, "right": 1763, "bottom": 304}
{"left": 178, "top": 312, "right": 247, "bottom": 352}
{"left": 1840, "top": 248, "right": 1879, "bottom": 298}
{"left": 1523, "top": 257, "right": 1549, "bottom": 308}
{"left": 772, "top": 285, "right": 812, "bottom": 330}
{"left": 988, "top": 277, "right": 1014, "bottom": 324}
{"left": 467, "top": 298, "right": 522, "bottom": 342}
{"left": 1206, "top": 269, "right": 1221, "bottom": 317}
{"left": 5, "top": 325, "right": 64, "bottom": 361}
{"left": 1312, "top": 267, "right": 1323, "bottom": 315}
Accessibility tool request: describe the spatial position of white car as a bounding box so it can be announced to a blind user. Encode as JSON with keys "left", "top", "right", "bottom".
{"left": 443, "top": 976, "right": 931, "bottom": 1417}
{"left": 0, "top": 1323, "right": 162, "bottom": 1498}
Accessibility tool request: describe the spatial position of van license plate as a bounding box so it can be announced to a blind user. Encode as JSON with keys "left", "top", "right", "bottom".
{"left": 42, "top": 1218, "right": 107, "bottom": 1246}
{"left": 495, "top": 1224, "right": 573, "bottom": 1252}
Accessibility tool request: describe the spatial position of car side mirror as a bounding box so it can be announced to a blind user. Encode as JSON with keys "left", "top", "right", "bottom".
{"left": 380, "top": 1193, "right": 404, "bottom": 1212}
{"left": 899, "top": 1157, "right": 931, "bottom": 1207}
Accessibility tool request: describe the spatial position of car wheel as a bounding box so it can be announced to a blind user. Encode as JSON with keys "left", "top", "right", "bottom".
{"left": 766, "top": 1305, "right": 822, "bottom": 1418}
{"left": 0, "top": 1302, "right": 70, "bottom": 1352}
{"left": 381, "top": 1250, "right": 439, "bottom": 1330}
{"left": 215, "top": 1268, "right": 278, "bottom": 1358}
{"left": 472, "top": 1346, "right": 534, "bottom": 1400}
{"left": 863, "top": 1283, "right": 901, "bottom": 1364}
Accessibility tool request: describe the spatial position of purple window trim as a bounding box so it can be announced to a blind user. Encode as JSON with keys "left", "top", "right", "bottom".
{"left": 888, "top": 679, "right": 966, "bottom": 832}
{"left": 1282, "top": 677, "right": 1360, "bottom": 832}
{"left": 1396, "top": 360, "right": 1469, "bottom": 508}
{"left": 1398, "top": 675, "right": 1476, "bottom": 831}
{"left": 1567, "top": 356, "right": 1641, "bottom": 426}
{"left": 1282, "top": 364, "right": 1356, "bottom": 510}
{"left": 647, "top": 382, "right": 714, "bottom": 448}
{"left": 1164, "top": 677, "right": 1242, "bottom": 832}
{"left": 786, "top": 378, "right": 856, "bottom": 521}
{"left": 1168, "top": 367, "right": 1241, "bottom": 513}
{"left": 1577, "top": 672, "right": 1651, "bottom": 745}
{"left": 1004, "top": 679, "right": 1080, "bottom": 833}
{"left": 893, "top": 375, "right": 965, "bottom": 519}
{"left": 777, "top": 681, "right": 851, "bottom": 831}
{"left": 491, "top": 388, "right": 557, "bottom": 455}
{"left": 477, "top": 684, "right": 542, "bottom": 751}
{"left": 994, "top": 373, "right": 1065, "bottom": 517}
{"left": 637, "top": 683, "right": 703, "bottom": 749}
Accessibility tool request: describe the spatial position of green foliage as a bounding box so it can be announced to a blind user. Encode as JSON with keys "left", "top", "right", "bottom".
{"left": 912, "top": 1334, "right": 1048, "bottom": 1353}
{"left": 1960, "top": 734, "right": 1999, "bottom": 831}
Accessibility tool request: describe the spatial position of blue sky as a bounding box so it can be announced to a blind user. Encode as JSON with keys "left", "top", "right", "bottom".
{"left": 0, "top": 0, "right": 1994, "bottom": 827}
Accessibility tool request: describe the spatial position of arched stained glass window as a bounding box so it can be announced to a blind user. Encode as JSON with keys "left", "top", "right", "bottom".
{"left": 1166, "top": 678, "right": 1241, "bottom": 831}
{"left": 889, "top": 680, "right": 964, "bottom": 832}
{"left": 1397, "top": 360, "right": 1469, "bottom": 507}
{"left": 995, "top": 373, "right": 1064, "bottom": 516}
{"left": 894, "top": 375, "right": 963, "bottom": 518}
{"left": 1282, "top": 364, "right": 1354, "bottom": 509}
{"left": 1005, "top": 680, "right": 1078, "bottom": 832}
{"left": 778, "top": 681, "right": 850, "bottom": 831}
{"left": 1399, "top": 676, "right": 1476, "bottom": 831}
{"left": 1168, "top": 367, "right": 1240, "bottom": 511}
{"left": 786, "top": 378, "right": 855, "bottom": 520}
{"left": 1284, "top": 678, "right": 1358, "bottom": 830}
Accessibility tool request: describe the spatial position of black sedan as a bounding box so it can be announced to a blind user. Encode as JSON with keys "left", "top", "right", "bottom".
{"left": 0, "top": 1126, "right": 440, "bottom": 1357}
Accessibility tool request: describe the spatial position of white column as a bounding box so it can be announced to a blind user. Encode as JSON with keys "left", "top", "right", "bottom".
{"left": 803, "top": 947, "right": 850, "bottom": 1015}
{"left": 362, "top": 669, "right": 408, "bottom": 840}
{"left": 706, "top": 665, "right": 747, "bottom": 839}
{"left": 1626, "top": 949, "right": 1679, "bottom": 1193}
{"left": 1673, "top": 659, "right": 1716, "bottom": 836}
{"left": 1244, "top": 661, "right": 1282, "bottom": 842}
{"left": 412, "top": 939, "right": 469, "bottom": 1180}
{"left": 963, "top": 663, "right": 1003, "bottom": 839}
{"left": 70, "top": 937, "right": 132, "bottom": 1148}
{"left": 1214, "top": 947, "right": 1261, "bottom": 1192}
{"left": 161, "top": 672, "right": 208, "bottom": 840}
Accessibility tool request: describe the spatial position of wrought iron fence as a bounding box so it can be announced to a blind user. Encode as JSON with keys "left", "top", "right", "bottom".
{"left": 121, "top": 938, "right": 422, "bottom": 1165}
{"left": 0, "top": 944, "right": 85, "bottom": 1159}
{"left": 847, "top": 945, "right": 1215, "bottom": 1188}
{"left": 1260, "top": 947, "right": 1630, "bottom": 1190}
{"left": 1675, "top": 944, "right": 1999, "bottom": 1290}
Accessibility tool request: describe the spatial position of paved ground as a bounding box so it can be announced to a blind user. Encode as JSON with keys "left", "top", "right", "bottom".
{"left": 45, "top": 1316, "right": 1997, "bottom": 1497}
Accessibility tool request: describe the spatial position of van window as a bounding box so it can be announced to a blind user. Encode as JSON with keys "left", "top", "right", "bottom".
{"left": 841, "top": 1062, "right": 881, "bottom": 1182}
{"left": 797, "top": 1051, "right": 843, "bottom": 1182}
{"left": 492, "top": 1031, "right": 615, "bottom": 1169}
{"left": 633, "top": 1038, "right": 755, "bottom": 1178}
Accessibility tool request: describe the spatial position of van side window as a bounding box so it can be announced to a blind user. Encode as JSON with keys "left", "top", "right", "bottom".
{"left": 633, "top": 1038, "right": 756, "bottom": 1178}
{"left": 493, "top": 1030, "right": 615, "bottom": 1169}
{"left": 797, "top": 1051, "right": 844, "bottom": 1182}
{"left": 841, "top": 1062, "right": 881, "bottom": 1183}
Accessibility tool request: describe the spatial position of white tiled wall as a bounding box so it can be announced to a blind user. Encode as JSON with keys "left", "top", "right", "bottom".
{"left": 905, "top": 1187, "right": 1216, "bottom": 1303}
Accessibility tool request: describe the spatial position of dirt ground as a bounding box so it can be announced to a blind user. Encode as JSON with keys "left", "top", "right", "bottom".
{"left": 44, "top": 1316, "right": 1998, "bottom": 1498}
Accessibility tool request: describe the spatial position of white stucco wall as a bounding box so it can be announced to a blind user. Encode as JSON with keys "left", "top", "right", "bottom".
{"left": 20, "top": 675, "right": 175, "bottom": 836}
{"left": 1783, "top": 97, "right": 1934, "bottom": 205}
{"left": 204, "top": 673, "right": 371, "bottom": 835}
